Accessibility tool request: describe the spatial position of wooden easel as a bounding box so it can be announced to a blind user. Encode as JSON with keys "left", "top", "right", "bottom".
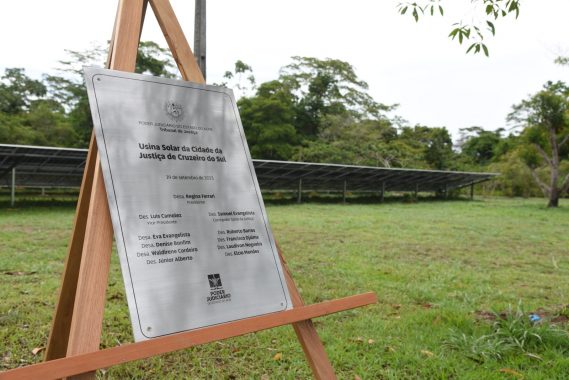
{"left": 0, "top": 1, "right": 376, "bottom": 379}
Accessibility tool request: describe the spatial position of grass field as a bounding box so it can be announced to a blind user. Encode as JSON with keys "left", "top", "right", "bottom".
{"left": 1, "top": 197, "right": 568, "bottom": 379}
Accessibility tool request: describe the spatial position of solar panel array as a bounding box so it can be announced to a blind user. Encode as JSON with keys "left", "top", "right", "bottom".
{"left": 0, "top": 144, "right": 86, "bottom": 188}
{"left": 0, "top": 144, "right": 497, "bottom": 192}
{"left": 254, "top": 160, "right": 495, "bottom": 192}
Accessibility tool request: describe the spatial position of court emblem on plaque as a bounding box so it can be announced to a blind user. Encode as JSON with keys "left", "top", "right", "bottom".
{"left": 164, "top": 100, "right": 184, "bottom": 121}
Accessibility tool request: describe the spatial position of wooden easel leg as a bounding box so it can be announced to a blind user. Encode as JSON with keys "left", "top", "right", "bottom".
{"left": 149, "top": 0, "right": 205, "bottom": 83}
{"left": 65, "top": 157, "right": 115, "bottom": 380}
{"left": 45, "top": 1, "right": 146, "bottom": 378}
{"left": 45, "top": 133, "right": 98, "bottom": 361}
{"left": 279, "top": 250, "right": 337, "bottom": 380}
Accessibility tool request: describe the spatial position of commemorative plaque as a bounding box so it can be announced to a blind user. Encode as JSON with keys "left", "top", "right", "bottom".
{"left": 84, "top": 68, "right": 291, "bottom": 341}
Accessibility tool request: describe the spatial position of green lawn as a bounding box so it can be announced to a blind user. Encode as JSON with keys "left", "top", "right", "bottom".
{"left": 1, "top": 198, "right": 568, "bottom": 379}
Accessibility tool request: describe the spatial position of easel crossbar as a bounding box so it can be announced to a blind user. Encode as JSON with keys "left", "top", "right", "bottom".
{"left": 0, "top": 293, "right": 376, "bottom": 380}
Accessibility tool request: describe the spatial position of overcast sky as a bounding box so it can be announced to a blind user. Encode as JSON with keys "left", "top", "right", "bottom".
{"left": 1, "top": 1, "right": 568, "bottom": 139}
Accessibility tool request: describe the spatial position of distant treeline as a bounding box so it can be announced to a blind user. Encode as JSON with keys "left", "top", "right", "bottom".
{"left": 0, "top": 42, "right": 567, "bottom": 205}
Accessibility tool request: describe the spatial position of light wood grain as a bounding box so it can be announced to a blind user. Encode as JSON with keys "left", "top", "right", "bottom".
{"left": 44, "top": 133, "right": 98, "bottom": 361}
{"left": 0, "top": 293, "right": 376, "bottom": 380}
{"left": 149, "top": 0, "right": 205, "bottom": 83}
{"left": 279, "top": 248, "right": 338, "bottom": 379}
{"left": 109, "top": 0, "right": 145, "bottom": 73}
{"left": 65, "top": 156, "right": 114, "bottom": 351}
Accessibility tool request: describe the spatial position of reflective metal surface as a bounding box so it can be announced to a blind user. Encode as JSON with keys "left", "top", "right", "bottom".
{"left": 85, "top": 68, "right": 291, "bottom": 341}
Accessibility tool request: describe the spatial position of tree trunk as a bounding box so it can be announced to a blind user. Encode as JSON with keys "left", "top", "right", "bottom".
{"left": 548, "top": 163, "right": 560, "bottom": 208}
{"left": 548, "top": 188, "right": 559, "bottom": 207}
{"left": 546, "top": 124, "right": 561, "bottom": 208}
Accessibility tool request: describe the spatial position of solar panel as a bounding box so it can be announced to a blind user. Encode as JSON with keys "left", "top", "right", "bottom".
{"left": 0, "top": 144, "right": 497, "bottom": 192}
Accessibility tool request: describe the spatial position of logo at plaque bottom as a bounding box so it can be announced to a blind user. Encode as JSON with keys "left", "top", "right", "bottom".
{"left": 206, "top": 273, "right": 232, "bottom": 304}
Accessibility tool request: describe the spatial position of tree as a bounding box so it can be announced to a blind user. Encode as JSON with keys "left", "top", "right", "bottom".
{"left": 0, "top": 68, "right": 79, "bottom": 147}
{"left": 458, "top": 126, "right": 506, "bottom": 165}
{"left": 508, "top": 81, "right": 569, "bottom": 207}
{"left": 555, "top": 56, "right": 569, "bottom": 66}
{"left": 0, "top": 42, "right": 178, "bottom": 148}
{"left": 217, "top": 60, "right": 256, "bottom": 99}
{"left": 399, "top": 125, "right": 455, "bottom": 170}
{"left": 238, "top": 80, "right": 298, "bottom": 160}
{"left": 0, "top": 68, "right": 46, "bottom": 114}
{"left": 296, "top": 117, "right": 424, "bottom": 168}
{"left": 135, "top": 41, "right": 177, "bottom": 78}
{"left": 279, "top": 56, "right": 393, "bottom": 137}
{"left": 235, "top": 56, "right": 397, "bottom": 162}
{"left": 46, "top": 41, "right": 177, "bottom": 146}
{"left": 487, "top": 150, "right": 541, "bottom": 197}
{"left": 398, "top": 0, "right": 521, "bottom": 56}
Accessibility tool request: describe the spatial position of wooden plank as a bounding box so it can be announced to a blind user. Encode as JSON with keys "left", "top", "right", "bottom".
{"left": 109, "top": 0, "right": 146, "bottom": 73}
{"left": 65, "top": 157, "right": 114, "bottom": 355}
{"left": 1, "top": 293, "right": 376, "bottom": 380}
{"left": 139, "top": 0, "right": 149, "bottom": 42}
{"left": 105, "top": 0, "right": 148, "bottom": 68}
{"left": 44, "top": 133, "right": 98, "bottom": 361}
{"left": 149, "top": 0, "right": 205, "bottom": 83}
{"left": 278, "top": 249, "right": 338, "bottom": 379}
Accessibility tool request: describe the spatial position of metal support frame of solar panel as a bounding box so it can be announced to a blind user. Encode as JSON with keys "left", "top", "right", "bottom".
{"left": 253, "top": 160, "right": 497, "bottom": 192}
{"left": 0, "top": 144, "right": 498, "bottom": 192}
{"left": 0, "top": 144, "right": 87, "bottom": 188}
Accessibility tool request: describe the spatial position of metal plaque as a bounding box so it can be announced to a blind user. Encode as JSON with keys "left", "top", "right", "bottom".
{"left": 84, "top": 68, "right": 291, "bottom": 341}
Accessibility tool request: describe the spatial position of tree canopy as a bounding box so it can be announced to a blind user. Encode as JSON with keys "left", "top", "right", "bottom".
{"left": 0, "top": 43, "right": 567, "bottom": 206}
{"left": 508, "top": 81, "right": 569, "bottom": 207}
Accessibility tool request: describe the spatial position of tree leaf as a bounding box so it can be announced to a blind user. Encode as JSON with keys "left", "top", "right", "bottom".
{"left": 487, "top": 21, "right": 496, "bottom": 36}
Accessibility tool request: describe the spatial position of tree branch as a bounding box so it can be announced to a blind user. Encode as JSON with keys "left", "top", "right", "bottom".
{"left": 533, "top": 143, "right": 553, "bottom": 167}
{"left": 559, "top": 134, "right": 569, "bottom": 149}
{"left": 529, "top": 169, "right": 551, "bottom": 198}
